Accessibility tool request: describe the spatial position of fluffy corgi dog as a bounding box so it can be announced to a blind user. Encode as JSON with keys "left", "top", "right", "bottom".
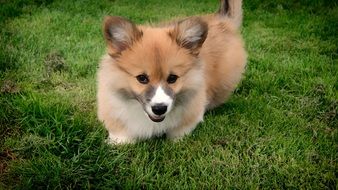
{"left": 97, "top": 0, "right": 246, "bottom": 144}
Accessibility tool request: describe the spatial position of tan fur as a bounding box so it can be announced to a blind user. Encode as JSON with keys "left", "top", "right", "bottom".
{"left": 97, "top": 0, "right": 246, "bottom": 144}
{"left": 200, "top": 16, "right": 246, "bottom": 109}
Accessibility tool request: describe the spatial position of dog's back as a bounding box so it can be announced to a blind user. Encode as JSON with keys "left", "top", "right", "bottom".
{"left": 201, "top": 0, "right": 247, "bottom": 109}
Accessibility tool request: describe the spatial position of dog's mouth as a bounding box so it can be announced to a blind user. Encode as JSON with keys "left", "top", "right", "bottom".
{"left": 147, "top": 113, "right": 165, "bottom": 122}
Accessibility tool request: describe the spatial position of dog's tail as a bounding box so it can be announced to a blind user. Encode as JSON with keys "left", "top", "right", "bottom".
{"left": 217, "top": 0, "right": 243, "bottom": 29}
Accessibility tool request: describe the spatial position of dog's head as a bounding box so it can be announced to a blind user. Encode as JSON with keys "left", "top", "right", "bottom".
{"left": 103, "top": 16, "right": 207, "bottom": 122}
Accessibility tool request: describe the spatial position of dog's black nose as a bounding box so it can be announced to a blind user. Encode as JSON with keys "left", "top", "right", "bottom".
{"left": 151, "top": 104, "right": 167, "bottom": 116}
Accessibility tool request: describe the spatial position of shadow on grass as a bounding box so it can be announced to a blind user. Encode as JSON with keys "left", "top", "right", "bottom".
{"left": 244, "top": 0, "right": 337, "bottom": 11}
{"left": 0, "top": 0, "right": 54, "bottom": 22}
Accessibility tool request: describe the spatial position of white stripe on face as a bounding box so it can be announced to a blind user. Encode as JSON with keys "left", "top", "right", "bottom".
{"left": 150, "top": 86, "right": 173, "bottom": 107}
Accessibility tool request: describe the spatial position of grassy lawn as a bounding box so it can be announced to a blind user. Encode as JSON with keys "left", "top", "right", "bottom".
{"left": 0, "top": 0, "right": 337, "bottom": 189}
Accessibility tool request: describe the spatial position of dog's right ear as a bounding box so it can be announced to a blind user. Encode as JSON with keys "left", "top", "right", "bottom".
{"left": 103, "top": 16, "right": 143, "bottom": 56}
{"left": 169, "top": 17, "right": 208, "bottom": 56}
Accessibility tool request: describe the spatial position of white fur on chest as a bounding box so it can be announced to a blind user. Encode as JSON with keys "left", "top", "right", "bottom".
{"left": 108, "top": 92, "right": 182, "bottom": 139}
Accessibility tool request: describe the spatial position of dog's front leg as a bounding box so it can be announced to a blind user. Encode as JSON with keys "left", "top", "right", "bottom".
{"left": 166, "top": 106, "right": 205, "bottom": 141}
{"left": 166, "top": 122, "right": 200, "bottom": 142}
{"left": 102, "top": 117, "right": 135, "bottom": 144}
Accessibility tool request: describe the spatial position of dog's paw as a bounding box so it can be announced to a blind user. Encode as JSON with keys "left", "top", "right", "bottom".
{"left": 107, "top": 134, "right": 135, "bottom": 145}
{"left": 166, "top": 130, "right": 189, "bottom": 142}
{"left": 166, "top": 123, "right": 197, "bottom": 142}
{"left": 167, "top": 134, "right": 185, "bottom": 142}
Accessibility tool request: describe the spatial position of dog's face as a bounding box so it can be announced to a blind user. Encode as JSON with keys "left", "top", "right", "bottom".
{"left": 103, "top": 16, "right": 207, "bottom": 122}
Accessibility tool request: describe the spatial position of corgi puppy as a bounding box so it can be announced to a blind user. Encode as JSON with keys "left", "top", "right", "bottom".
{"left": 97, "top": 0, "right": 246, "bottom": 144}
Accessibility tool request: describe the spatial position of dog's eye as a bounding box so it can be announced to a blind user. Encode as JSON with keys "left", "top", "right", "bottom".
{"left": 167, "top": 74, "right": 178, "bottom": 84}
{"left": 136, "top": 74, "right": 149, "bottom": 84}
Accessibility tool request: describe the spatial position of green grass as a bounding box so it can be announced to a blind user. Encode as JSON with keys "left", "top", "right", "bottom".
{"left": 0, "top": 0, "right": 337, "bottom": 189}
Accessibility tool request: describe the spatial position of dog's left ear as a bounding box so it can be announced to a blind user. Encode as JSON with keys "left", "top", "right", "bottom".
{"left": 169, "top": 17, "right": 208, "bottom": 55}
